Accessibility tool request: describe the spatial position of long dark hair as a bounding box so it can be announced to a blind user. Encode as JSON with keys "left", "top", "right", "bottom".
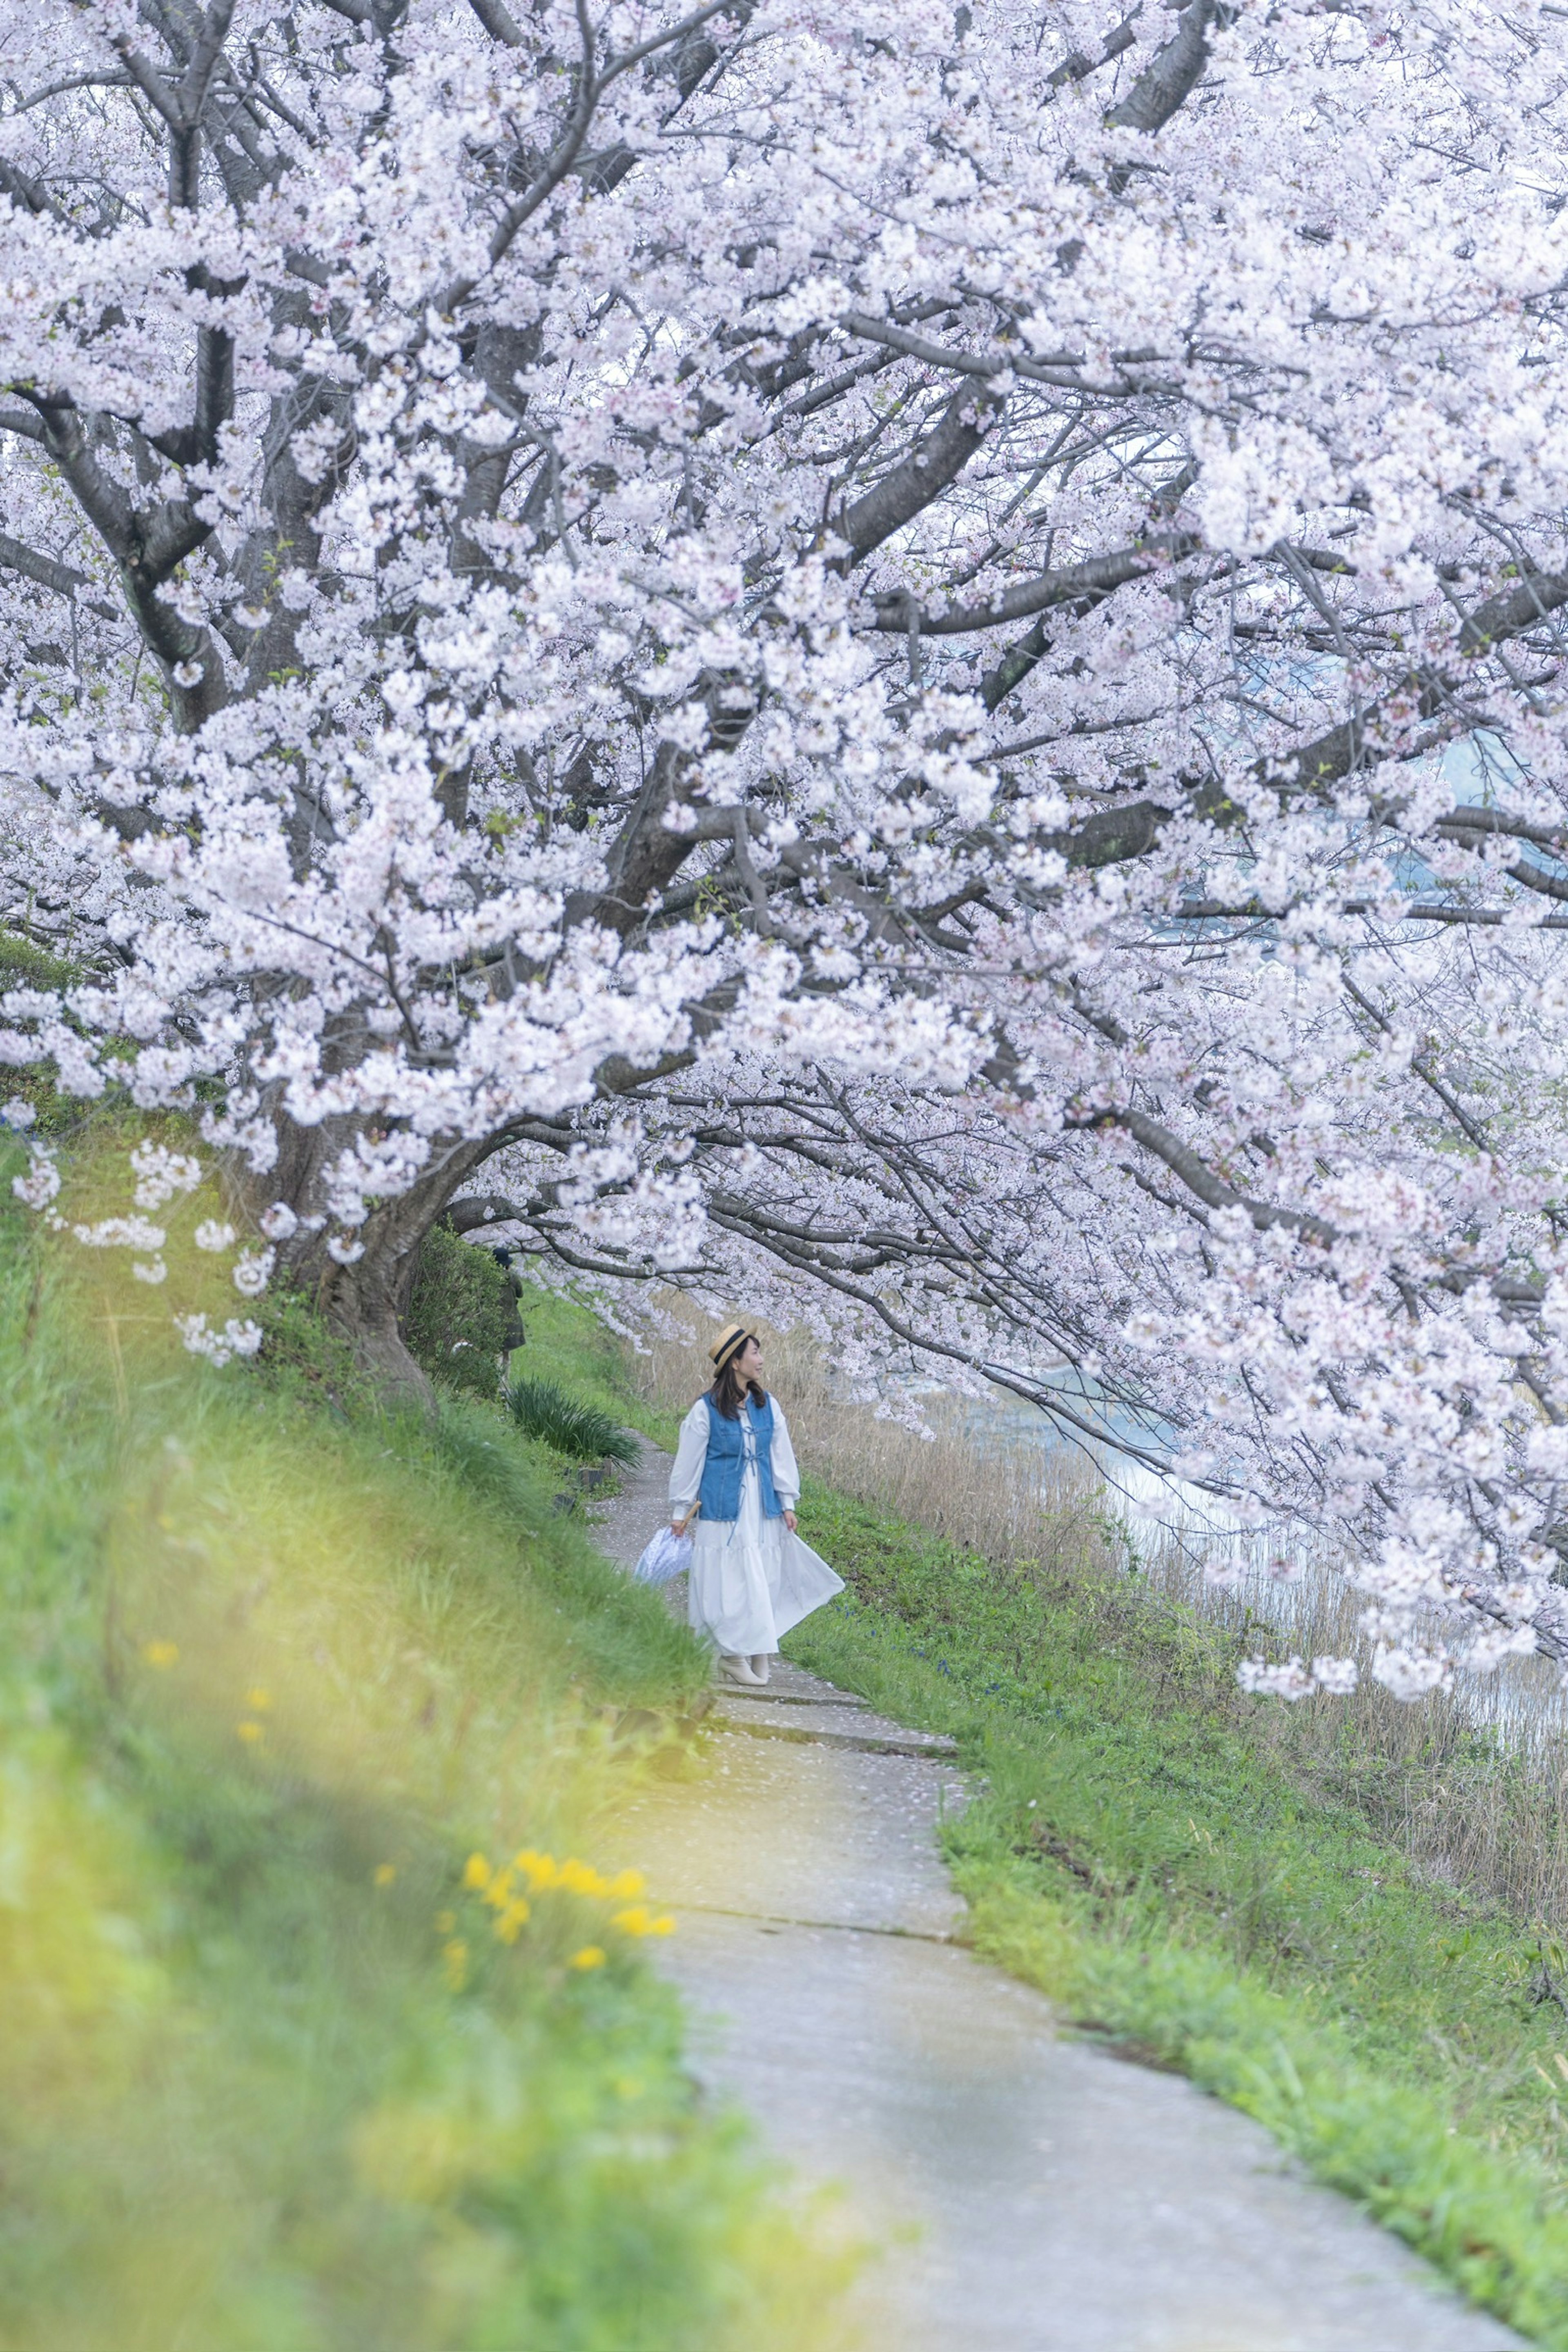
{"left": 711, "top": 1347, "right": 767, "bottom": 1420}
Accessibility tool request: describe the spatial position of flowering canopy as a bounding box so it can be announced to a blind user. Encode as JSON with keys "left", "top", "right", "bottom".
{"left": 6, "top": 0, "right": 1568, "bottom": 1692}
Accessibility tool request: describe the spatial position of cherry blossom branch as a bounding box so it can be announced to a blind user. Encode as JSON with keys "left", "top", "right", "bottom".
{"left": 871, "top": 531, "right": 1198, "bottom": 635}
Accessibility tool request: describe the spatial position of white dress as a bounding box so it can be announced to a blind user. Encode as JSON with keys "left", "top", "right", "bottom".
{"left": 668, "top": 1395, "right": 844, "bottom": 1656}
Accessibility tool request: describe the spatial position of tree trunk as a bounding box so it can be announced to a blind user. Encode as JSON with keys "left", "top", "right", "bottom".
{"left": 228, "top": 1117, "right": 500, "bottom": 1407}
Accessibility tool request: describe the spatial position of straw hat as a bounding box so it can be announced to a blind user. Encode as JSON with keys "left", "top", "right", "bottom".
{"left": 708, "top": 1322, "right": 754, "bottom": 1372}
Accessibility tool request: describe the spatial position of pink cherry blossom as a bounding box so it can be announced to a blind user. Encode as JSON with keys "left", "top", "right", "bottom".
{"left": 4, "top": 1, "right": 1568, "bottom": 1684}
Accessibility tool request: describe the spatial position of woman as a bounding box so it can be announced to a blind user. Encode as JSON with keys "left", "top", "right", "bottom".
{"left": 669, "top": 1323, "right": 844, "bottom": 1686}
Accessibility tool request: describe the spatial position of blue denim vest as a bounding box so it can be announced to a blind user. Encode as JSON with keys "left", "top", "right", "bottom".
{"left": 698, "top": 1392, "right": 784, "bottom": 1523}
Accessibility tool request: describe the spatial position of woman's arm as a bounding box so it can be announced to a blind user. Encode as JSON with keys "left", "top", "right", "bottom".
{"left": 668, "top": 1401, "right": 708, "bottom": 1530}
{"left": 770, "top": 1403, "right": 800, "bottom": 1530}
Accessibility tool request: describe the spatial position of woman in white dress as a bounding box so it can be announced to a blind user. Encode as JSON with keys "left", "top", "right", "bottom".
{"left": 669, "top": 1322, "right": 844, "bottom": 1687}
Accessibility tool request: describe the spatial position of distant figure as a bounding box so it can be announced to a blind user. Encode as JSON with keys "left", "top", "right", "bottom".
{"left": 669, "top": 1323, "right": 843, "bottom": 1687}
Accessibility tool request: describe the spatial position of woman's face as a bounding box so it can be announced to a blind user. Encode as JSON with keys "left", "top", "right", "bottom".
{"left": 735, "top": 1336, "right": 762, "bottom": 1381}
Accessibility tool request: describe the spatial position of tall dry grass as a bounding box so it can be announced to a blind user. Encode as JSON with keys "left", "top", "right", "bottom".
{"left": 1151, "top": 1527, "right": 1568, "bottom": 1926}
{"left": 630, "top": 1302, "right": 1568, "bottom": 1930}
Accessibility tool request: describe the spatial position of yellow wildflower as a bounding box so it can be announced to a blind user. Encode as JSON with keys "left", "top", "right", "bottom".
{"left": 442, "top": 1939, "right": 469, "bottom": 1991}
{"left": 515, "top": 1850, "right": 557, "bottom": 1890}
{"left": 568, "top": 1945, "right": 606, "bottom": 1971}
{"left": 434, "top": 1911, "right": 456, "bottom": 1935}
{"left": 608, "top": 1869, "right": 645, "bottom": 1900}
{"left": 611, "top": 1905, "right": 652, "bottom": 1936}
{"left": 557, "top": 1858, "right": 607, "bottom": 1896}
{"left": 141, "top": 1639, "right": 178, "bottom": 1669}
{"left": 461, "top": 1853, "right": 492, "bottom": 1892}
{"left": 236, "top": 1719, "right": 264, "bottom": 1745}
{"left": 648, "top": 1915, "right": 676, "bottom": 1936}
{"left": 373, "top": 1863, "right": 397, "bottom": 1888}
{"left": 481, "top": 1866, "right": 515, "bottom": 1910}
{"left": 245, "top": 1687, "right": 272, "bottom": 1711}
{"left": 494, "top": 1898, "right": 530, "bottom": 1944}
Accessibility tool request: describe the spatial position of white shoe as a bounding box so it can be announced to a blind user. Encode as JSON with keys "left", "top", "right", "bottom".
{"left": 719, "top": 1654, "right": 764, "bottom": 1687}
{"left": 749, "top": 1654, "right": 772, "bottom": 1684}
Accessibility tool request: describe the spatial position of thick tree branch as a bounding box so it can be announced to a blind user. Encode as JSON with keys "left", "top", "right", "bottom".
{"left": 1458, "top": 568, "right": 1568, "bottom": 653}
{"left": 465, "top": 0, "right": 525, "bottom": 40}
{"left": 836, "top": 383, "right": 1002, "bottom": 564}
{"left": 0, "top": 531, "right": 114, "bottom": 617}
{"left": 838, "top": 309, "right": 1168, "bottom": 391}
{"left": 439, "top": 1193, "right": 532, "bottom": 1234}
{"left": 1105, "top": 0, "right": 1221, "bottom": 134}
{"left": 873, "top": 532, "right": 1198, "bottom": 636}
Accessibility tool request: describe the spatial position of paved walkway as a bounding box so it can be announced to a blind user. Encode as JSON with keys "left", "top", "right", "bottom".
{"left": 593, "top": 1439, "right": 1526, "bottom": 2351}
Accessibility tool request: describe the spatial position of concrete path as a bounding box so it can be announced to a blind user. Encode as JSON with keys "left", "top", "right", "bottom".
{"left": 593, "top": 1440, "right": 1526, "bottom": 2351}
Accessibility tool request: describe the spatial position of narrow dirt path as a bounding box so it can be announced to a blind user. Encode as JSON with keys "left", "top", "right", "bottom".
{"left": 594, "top": 1439, "right": 1525, "bottom": 2352}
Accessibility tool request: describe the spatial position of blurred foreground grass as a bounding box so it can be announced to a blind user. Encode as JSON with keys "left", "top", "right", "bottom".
{"left": 0, "top": 1161, "right": 853, "bottom": 2352}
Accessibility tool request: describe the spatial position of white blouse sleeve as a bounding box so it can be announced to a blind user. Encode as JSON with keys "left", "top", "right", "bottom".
{"left": 769, "top": 1401, "right": 800, "bottom": 1506}
{"left": 668, "top": 1400, "right": 710, "bottom": 1512}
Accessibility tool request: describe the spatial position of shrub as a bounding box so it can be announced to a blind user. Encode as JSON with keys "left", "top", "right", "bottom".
{"left": 507, "top": 1376, "right": 639, "bottom": 1465}
{"left": 404, "top": 1224, "right": 521, "bottom": 1396}
{"left": 0, "top": 928, "right": 76, "bottom": 989}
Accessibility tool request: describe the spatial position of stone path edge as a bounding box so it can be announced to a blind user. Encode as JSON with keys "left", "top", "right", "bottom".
{"left": 673, "top": 1898, "right": 962, "bottom": 1945}
{"left": 713, "top": 1716, "right": 959, "bottom": 1760}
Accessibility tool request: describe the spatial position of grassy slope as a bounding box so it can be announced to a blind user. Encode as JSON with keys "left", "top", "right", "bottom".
{"left": 782, "top": 1482, "right": 1568, "bottom": 2348}
{"left": 0, "top": 1186, "right": 851, "bottom": 2352}
{"left": 515, "top": 1287, "right": 684, "bottom": 1451}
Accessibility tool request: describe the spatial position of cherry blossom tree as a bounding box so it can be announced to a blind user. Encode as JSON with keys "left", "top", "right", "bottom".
{"left": 6, "top": 0, "right": 1568, "bottom": 1691}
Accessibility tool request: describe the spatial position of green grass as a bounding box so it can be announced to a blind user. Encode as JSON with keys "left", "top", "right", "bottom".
{"left": 514, "top": 1287, "right": 684, "bottom": 1449}
{"left": 506, "top": 1375, "right": 641, "bottom": 1467}
{"left": 783, "top": 1481, "right": 1568, "bottom": 2347}
{"left": 0, "top": 1167, "right": 851, "bottom": 2352}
